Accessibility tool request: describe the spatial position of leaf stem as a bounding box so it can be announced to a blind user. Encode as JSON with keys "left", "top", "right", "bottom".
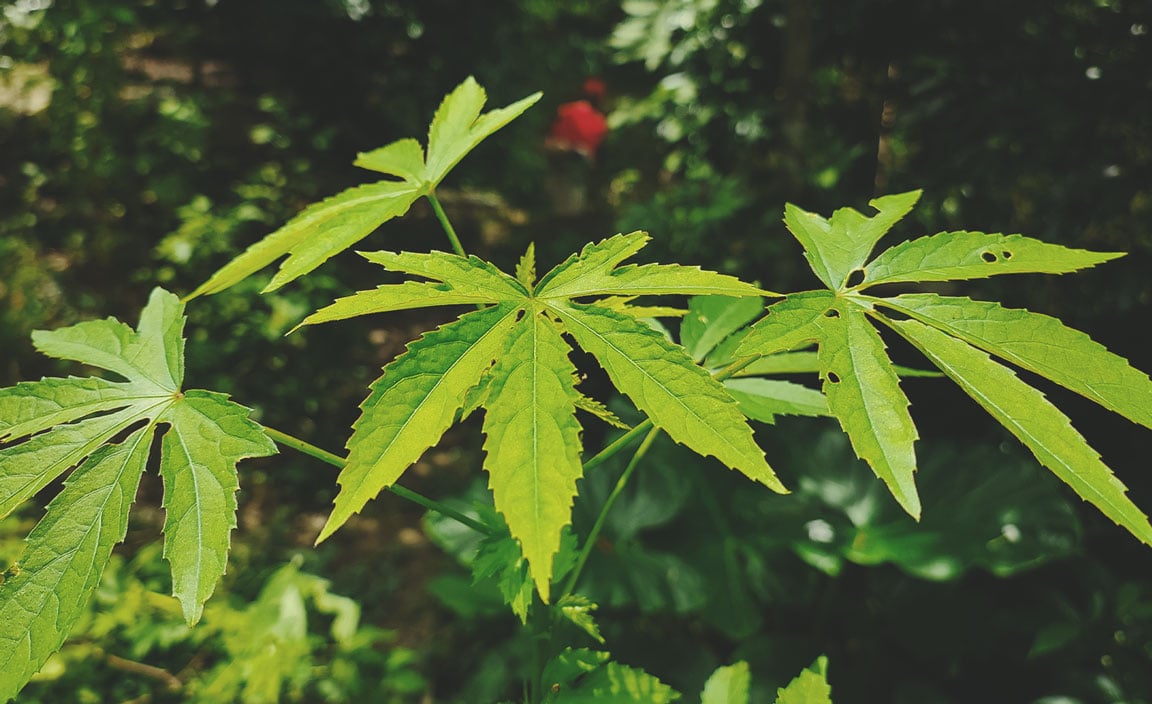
{"left": 427, "top": 191, "right": 467, "bottom": 257}
{"left": 259, "top": 425, "right": 492, "bottom": 535}
{"left": 561, "top": 426, "right": 661, "bottom": 599}
{"left": 582, "top": 419, "right": 653, "bottom": 474}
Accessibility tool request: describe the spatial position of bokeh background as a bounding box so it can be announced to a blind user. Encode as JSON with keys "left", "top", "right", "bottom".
{"left": 1, "top": 0, "right": 1150, "bottom": 701}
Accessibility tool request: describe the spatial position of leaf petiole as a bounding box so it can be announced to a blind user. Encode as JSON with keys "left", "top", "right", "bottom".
{"left": 259, "top": 424, "right": 493, "bottom": 535}
{"left": 427, "top": 191, "right": 467, "bottom": 258}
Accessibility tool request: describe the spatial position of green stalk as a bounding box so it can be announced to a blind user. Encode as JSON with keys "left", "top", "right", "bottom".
{"left": 260, "top": 425, "right": 492, "bottom": 535}
{"left": 561, "top": 426, "right": 661, "bottom": 599}
{"left": 427, "top": 191, "right": 467, "bottom": 257}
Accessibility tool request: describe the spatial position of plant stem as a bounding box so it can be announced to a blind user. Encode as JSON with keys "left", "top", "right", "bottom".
{"left": 260, "top": 425, "right": 492, "bottom": 535}
{"left": 427, "top": 191, "right": 467, "bottom": 257}
{"left": 561, "top": 426, "right": 661, "bottom": 599}
{"left": 582, "top": 419, "right": 652, "bottom": 473}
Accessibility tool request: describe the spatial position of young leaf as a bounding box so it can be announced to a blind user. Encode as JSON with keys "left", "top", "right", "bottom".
{"left": 880, "top": 294, "right": 1152, "bottom": 429}
{"left": 776, "top": 656, "right": 832, "bottom": 704}
{"left": 557, "top": 594, "right": 605, "bottom": 644}
{"left": 482, "top": 311, "right": 585, "bottom": 597}
{"left": 0, "top": 288, "right": 275, "bottom": 700}
{"left": 888, "top": 318, "right": 1152, "bottom": 546}
{"left": 862, "top": 232, "right": 1122, "bottom": 286}
{"left": 189, "top": 77, "right": 540, "bottom": 297}
{"left": 700, "top": 661, "right": 751, "bottom": 704}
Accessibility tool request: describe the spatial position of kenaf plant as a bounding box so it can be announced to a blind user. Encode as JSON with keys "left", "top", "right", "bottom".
{"left": 2, "top": 77, "right": 1150, "bottom": 702}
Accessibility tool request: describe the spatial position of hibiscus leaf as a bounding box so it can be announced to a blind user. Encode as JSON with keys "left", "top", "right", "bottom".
{"left": 0, "top": 288, "right": 275, "bottom": 701}
{"left": 0, "top": 427, "right": 152, "bottom": 703}
{"left": 701, "top": 661, "right": 751, "bottom": 704}
{"left": 550, "top": 302, "right": 784, "bottom": 492}
{"left": 724, "top": 378, "right": 828, "bottom": 424}
{"left": 863, "top": 231, "right": 1122, "bottom": 286}
{"left": 888, "top": 317, "right": 1152, "bottom": 546}
{"left": 879, "top": 294, "right": 1152, "bottom": 429}
{"left": 681, "top": 295, "right": 765, "bottom": 363}
{"left": 734, "top": 291, "right": 834, "bottom": 359}
{"left": 319, "top": 304, "right": 521, "bottom": 543}
{"left": 817, "top": 301, "right": 920, "bottom": 518}
{"left": 481, "top": 310, "right": 584, "bottom": 597}
{"left": 784, "top": 190, "right": 920, "bottom": 289}
{"left": 190, "top": 78, "right": 539, "bottom": 298}
{"left": 775, "top": 657, "right": 832, "bottom": 704}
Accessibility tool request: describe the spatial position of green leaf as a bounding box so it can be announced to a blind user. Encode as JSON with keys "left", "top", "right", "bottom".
{"left": 542, "top": 648, "right": 681, "bottom": 703}
{"left": 862, "top": 231, "right": 1122, "bottom": 286}
{"left": 784, "top": 190, "right": 920, "bottom": 289}
{"left": 552, "top": 302, "right": 784, "bottom": 492}
{"left": 888, "top": 317, "right": 1152, "bottom": 546}
{"left": 557, "top": 594, "right": 605, "bottom": 644}
{"left": 0, "top": 287, "right": 276, "bottom": 700}
{"left": 516, "top": 242, "right": 537, "bottom": 288}
{"left": 158, "top": 390, "right": 280, "bottom": 624}
{"left": 471, "top": 529, "right": 534, "bottom": 623}
{"left": 191, "top": 78, "right": 539, "bottom": 297}
{"left": 481, "top": 311, "right": 584, "bottom": 597}
{"left": 0, "top": 428, "right": 151, "bottom": 703}
{"left": 818, "top": 301, "right": 920, "bottom": 518}
{"left": 354, "top": 137, "right": 425, "bottom": 180}
{"left": 424, "top": 76, "right": 542, "bottom": 184}
{"left": 775, "top": 656, "right": 832, "bottom": 704}
{"left": 320, "top": 304, "right": 520, "bottom": 543}
{"left": 734, "top": 291, "right": 834, "bottom": 359}
{"left": 724, "top": 378, "right": 828, "bottom": 423}
{"left": 574, "top": 393, "right": 629, "bottom": 429}
{"left": 700, "top": 661, "right": 751, "bottom": 704}
{"left": 879, "top": 294, "right": 1152, "bottom": 429}
{"left": 190, "top": 181, "right": 421, "bottom": 297}
{"left": 681, "top": 295, "right": 765, "bottom": 362}
{"left": 361, "top": 249, "right": 525, "bottom": 296}
{"left": 538, "top": 232, "right": 764, "bottom": 299}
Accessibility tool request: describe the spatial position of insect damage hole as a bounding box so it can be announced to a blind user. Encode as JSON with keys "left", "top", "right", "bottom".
{"left": 981, "top": 251, "right": 998, "bottom": 263}
{"left": 823, "top": 308, "right": 841, "bottom": 319}
{"left": 1001, "top": 250, "right": 1013, "bottom": 259}
{"left": 826, "top": 371, "right": 841, "bottom": 384}
{"left": 845, "top": 268, "right": 866, "bottom": 288}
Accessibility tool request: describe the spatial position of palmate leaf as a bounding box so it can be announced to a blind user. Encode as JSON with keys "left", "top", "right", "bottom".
{"left": 741, "top": 191, "right": 1151, "bottom": 539}
{"left": 306, "top": 235, "right": 778, "bottom": 595}
{"left": 0, "top": 289, "right": 274, "bottom": 702}
{"left": 189, "top": 77, "right": 540, "bottom": 298}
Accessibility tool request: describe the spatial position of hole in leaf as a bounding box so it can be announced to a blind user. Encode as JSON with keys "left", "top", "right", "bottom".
{"left": 981, "top": 251, "right": 998, "bottom": 263}
{"left": 514, "top": 309, "right": 527, "bottom": 322}
{"left": 823, "top": 308, "right": 840, "bottom": 319}
{"left": 826, "top": 371, "right": 841, "bottom": 384}
{"left": 1002, "top": 250, "right": 1013, "bottom": 259}
{"left": 846, "top": 268, "right": 866, "bottom": 287}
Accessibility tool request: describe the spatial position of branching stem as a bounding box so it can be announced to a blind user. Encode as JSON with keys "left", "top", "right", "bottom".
{"left": 260, "top": 425, "right": 492, "bottom": 535}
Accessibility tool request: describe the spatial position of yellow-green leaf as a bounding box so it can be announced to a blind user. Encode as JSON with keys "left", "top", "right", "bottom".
{"left": 889, "top": 317, "right": 1152, "bottom": 546}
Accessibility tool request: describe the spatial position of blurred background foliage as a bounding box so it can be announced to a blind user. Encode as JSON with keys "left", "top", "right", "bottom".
{"left": 1, "top": 0, "right": 1150, "bottom": 701}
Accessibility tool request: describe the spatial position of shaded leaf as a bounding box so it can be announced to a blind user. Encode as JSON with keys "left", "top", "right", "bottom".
{"left": 724, "top": 378, "right": 828, "bottom": 423}
{"left": 557, "top": 595, "right": 605, "bottom": 644}
{"left": 542, "top": 648, "right": 680, "bottom": 703}
{"left": 681, "top": 295, "right": 765, "bottom": 362}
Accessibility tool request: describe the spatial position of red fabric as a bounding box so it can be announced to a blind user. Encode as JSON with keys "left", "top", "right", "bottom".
{"left": 547, "top": 100, "right": 609, "bottom": 159}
